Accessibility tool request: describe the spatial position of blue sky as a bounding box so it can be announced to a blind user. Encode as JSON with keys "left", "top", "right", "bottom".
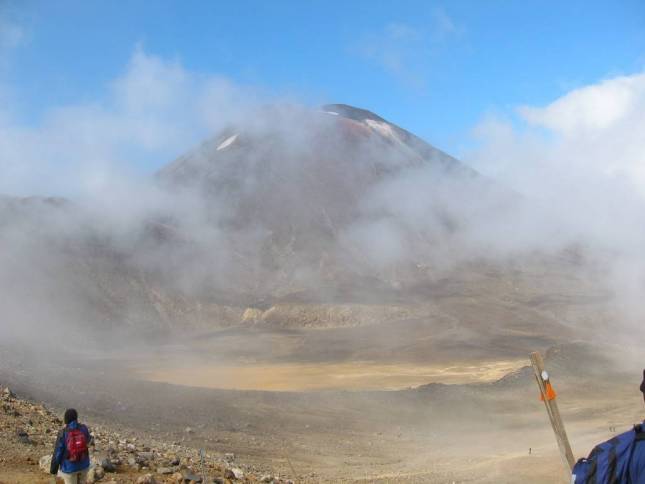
{"left": 2, "top": 0, "right": 644, "bottom": 160}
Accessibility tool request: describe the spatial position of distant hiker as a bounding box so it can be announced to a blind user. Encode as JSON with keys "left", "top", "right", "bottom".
{"left": 571, "top": 370, "right": 645, "bottom": 483}
{"left": 49, "top": 408, "right": 92, "bottom": 484}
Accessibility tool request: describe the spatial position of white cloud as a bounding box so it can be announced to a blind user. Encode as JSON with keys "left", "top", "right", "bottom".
{"left": 464, "top": 71, "right": 645, "bottom": 332}
{"left": 431, "top": 7, "right": 461, "bottom": 40}
{"left": 0, "top": 47, "right": 257, "bottom": 199}
{"left": 518, "top": 73, "right": 645, "bottom": 135}
{"left": 0, "top": 18, "right": 24, "bottom": 51}
{"left": 353, "top": 11, "right": 462, "bottom": 90}
{"left": 0, "top": 15, "right": 25, "bottom": 74}
{"left": 384, "top": 22, "right": 421, "bottom": 42}
{"left": 466, "top": 71, "right": 645, "bottom": 268}
{"left": 469, "top": 72, "right": 645, "bottom": 199}
{"left": 354, "top": 22, "right": 425, "bottom": 89}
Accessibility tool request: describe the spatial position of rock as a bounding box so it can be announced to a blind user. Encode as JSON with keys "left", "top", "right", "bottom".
{"left": 182, "top": 473, "right": 202, "bottom": 483}
{"left": 9, "top": 408, "right": 20, "bottom": 417}
{"left": 16, "top": 428, "right": 30, "bottom": 444}
{"left": 101, "top": 458, "right": 116, "bottom": 472}
{"left": 260, "top": 475, "right": 273, "bottom": 483}
{"left": 224, "top": 468, "right": 244, "bottom": 480}
{"left": 169, "top": 456, "right": 180, "bottom": 466}
{"left": 38, "top": 455, "right": 51, "bottom": 473}
{"left": 136, "top": 474, "right": 157, "bottom": 484}
{"left": 136, "top": 453, "right": 150, "bottom": 465}
{"left": 138, "top": 451, "right": 154, "bottom": 460}
{"left": 170, "top": 472, "right": 184, "bottom": 483}
{"left": 157, "top": 466, "right": 173, "bottom": 474}
{"left": 87, "top": 465, "right": 105, "bottom": 483}
{"left": 2, "top": 387, "right": 14, "bottom": 398}
{"left": 242, "top": 307, "right": 263, "bottom": 322}
{"left": 224, "top": 453, "right": 235, "bottom": 462}
{"left": 184, "top": 427, "right": 193, "bottom": 434}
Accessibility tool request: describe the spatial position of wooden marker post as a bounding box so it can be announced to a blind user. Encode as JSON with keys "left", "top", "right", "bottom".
{"left": 530, "top": 351, "right": 576, "bottom": 478}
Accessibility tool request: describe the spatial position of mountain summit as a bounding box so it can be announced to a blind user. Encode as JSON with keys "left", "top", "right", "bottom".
{"left": 152, "top": 103, "right": 495, "bottom": 295}
{"left": 320, "top": 103, "right": 474, "bottom": 175}
{"left": 159, "top": 103, "right": 474, "bottom": 190}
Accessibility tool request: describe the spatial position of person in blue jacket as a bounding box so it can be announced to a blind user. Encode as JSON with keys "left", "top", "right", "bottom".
{"left": 572, "top": 370, "right": 645, "bottom": 483}
{"left": 49, "top": 408, "right": 92, "bottom": 484}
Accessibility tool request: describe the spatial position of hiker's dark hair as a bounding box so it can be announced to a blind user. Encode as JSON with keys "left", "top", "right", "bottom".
{"left": 64, "top": 408, "right": 78, "bottom": 425}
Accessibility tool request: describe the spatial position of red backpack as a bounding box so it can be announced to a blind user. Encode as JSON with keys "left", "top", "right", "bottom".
{"left": 64, "top": 427, "right": 88, "bottom": 462}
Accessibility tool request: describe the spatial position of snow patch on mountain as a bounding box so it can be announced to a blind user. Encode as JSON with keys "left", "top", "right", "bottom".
{"left": 216, "top": 134, "right": 239, "bottom": 151}
{"left": 364, "top": 119, "right": 401, "bottom": 144}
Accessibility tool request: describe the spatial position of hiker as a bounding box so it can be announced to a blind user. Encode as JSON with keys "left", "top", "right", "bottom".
{"left": 571, "top": 370, "right": 645, "bottom": 483}
{"left": 49, "top": 408, "right": 92, "bottom": 484}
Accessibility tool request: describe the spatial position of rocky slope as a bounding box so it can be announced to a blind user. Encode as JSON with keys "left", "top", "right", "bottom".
{"left": 0, "top": 385, "right": 292, "bottom": 484}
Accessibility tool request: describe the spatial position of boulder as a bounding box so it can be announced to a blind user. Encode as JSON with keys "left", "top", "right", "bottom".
{"left": 224, "top": 468, "right": 244, "bottom": 480}
{"left": 16, "top": 428, "right": 30, "bottom": 445}
{"left": 138, "top": 451, "right": 154, "bottom": 460}
{"left": 242, "top": 307, "right": 263, "bottom": 322}
{"left": 101, "top": 458, "right": 116, "bottom": 472}
{"left": 136, "top": 474, "right": 157, "bottom": 484}
{"left": 38, "top": 455, "right": 51, "bottom": 473}
{"left": 182, "top": 472, "right": 202, "bottom": 482}
{"left": 87, "top": 465, "right": 105, "bottom": 483}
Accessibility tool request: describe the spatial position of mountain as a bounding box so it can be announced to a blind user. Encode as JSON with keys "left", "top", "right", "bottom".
{"left": 158, "top": 103, "right": 476, "bottom": 197}
{"left": 320, "top": 104, "right": 476, "bottom": 176}
{"left": 1, "top": 104, "right": 591, "bottom": 342}
{"left": 154, "top": 104, "right": 499, "bottom": 294}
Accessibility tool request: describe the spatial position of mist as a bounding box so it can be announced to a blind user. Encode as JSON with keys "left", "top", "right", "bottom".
{"left": 2, "top": 2, "right": 645, "bottom": 481}
{"left": 464, "top": 72, "right": 645, "bottom": 336}
{"left": 1, "top": 46, "right": 644, "bottom": 353}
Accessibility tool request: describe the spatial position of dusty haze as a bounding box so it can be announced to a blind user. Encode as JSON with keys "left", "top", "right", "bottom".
{"left": 1, "top": 47, "right": 644, "bottom": 483}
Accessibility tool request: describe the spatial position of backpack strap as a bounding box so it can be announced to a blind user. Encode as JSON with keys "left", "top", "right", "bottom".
{"left": 625, "top": 423, "right": 645, "bottom": 484}
{"left": 607, "top": 436, "right": 620, "bottom": 483}
{"left": 581, "top": 444, "right": 603, "bottom": 482}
